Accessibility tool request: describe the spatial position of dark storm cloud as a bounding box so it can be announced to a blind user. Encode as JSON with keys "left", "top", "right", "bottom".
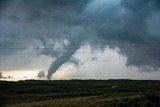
{"left": 81, "top": 0, "right": 160, "bottom": 69}
{"left": 37, "top": 70, "right": 46, "bottom": 78}
{"left": 0, "top": 0, "right": 92, "bottom": 79}
{"left": 0, "top": 0, "right": 7, "bottom": 10}
{"left": 0, "top": 0, "right": 160, "bottom": 79}
{"left": 0, "top": 72, "right": 3, "bottom": 78}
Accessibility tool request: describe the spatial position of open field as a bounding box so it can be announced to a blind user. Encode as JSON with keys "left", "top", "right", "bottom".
{"left": 0, "top": 80, "right": 160, "bottom": 107}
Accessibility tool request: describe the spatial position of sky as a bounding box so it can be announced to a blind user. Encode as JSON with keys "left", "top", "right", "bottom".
{"left": 0, "top": 0, "right": 160, "bottom": 80}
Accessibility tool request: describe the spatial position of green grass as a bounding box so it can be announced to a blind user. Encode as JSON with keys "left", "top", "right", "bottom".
{"left": 0, "top": 80, "right": 160, "bottom": 107}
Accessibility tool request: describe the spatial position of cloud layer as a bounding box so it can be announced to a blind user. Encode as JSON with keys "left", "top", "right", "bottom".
{"left": 0, "top": 0, "right": 160, "bottom": 79}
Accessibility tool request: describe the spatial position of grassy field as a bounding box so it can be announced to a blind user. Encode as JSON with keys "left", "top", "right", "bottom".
{"left": 0, "top": 80, "right": 160, "bottom": 107}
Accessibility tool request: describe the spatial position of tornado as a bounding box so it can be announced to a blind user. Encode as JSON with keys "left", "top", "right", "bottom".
{"left": 47, "top": 42, "right": 80, "bottom": 80}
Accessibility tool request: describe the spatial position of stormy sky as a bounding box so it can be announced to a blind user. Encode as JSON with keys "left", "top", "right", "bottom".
{"left": 0, "top": 0, "right": 160, "bottom": 80}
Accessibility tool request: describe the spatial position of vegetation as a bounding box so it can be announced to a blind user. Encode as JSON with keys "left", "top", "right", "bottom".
{"left": 0, "top": 80, "right": 160, "bottom": 107}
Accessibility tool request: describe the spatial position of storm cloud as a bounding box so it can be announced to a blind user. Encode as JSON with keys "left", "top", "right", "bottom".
{"left": 0, "top": 0, "right": 160, "bottom": 79}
